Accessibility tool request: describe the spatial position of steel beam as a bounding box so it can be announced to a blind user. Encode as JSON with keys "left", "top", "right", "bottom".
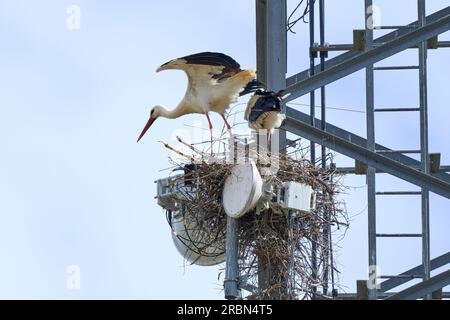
{"left": 308, "top": 1, "right": 318, "bottom": 296}
{"left": 224, "top": 216, "right": 240, "bottom": 300}
{"left": 336, "top": 166, "right": 450, "bottom": 174}
{"left": 379, "top": 251, "right": 450, "bottom": 292}
{"left": 255, "top": 0, "right": 287, "bottom": 298}
{"left": 310, "top": 41, "right": 450, "bottom": 52}
{"left": 319, "top": 0, "right": 332, "bottom": 297}
{"left": 284, "top": 107, "right": 450, "bottom": 185}
{"left": 256, "top": 0, "right": 287, "bottom": 92}
{"left": 365, "top": 0, "right": 377, "bottom": 301}
{"left": 418, "top": 0, "right": 431, "bottom": 299}
{"left": 286, "top": 6, "right": 450, "bottom": 87}
{"left": 339, "top": 291, "right": 450, "bottom": 300}
{"left": 282, "top": 109, "right": 450, "bottom": 199}
{"left": 256, "top": 0, "right": 287, "bottom": 153}
{"left": 283, "top": 14, "right": 450, "bottom": 102}
{"left": 385, "top": 269, "right": 450, "bottom": 300}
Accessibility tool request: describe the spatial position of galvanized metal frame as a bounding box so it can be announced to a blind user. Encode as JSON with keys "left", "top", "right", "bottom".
{"left": 286, "top": 6, "right": 450, "bottom": 87}
{"left": 283, "top": 14, "right": 450, "bottom": 102}
{"left": 318, "top": 0, "right": 332, "bottom": 296}
{"left": 308, "top": 1, "right": 318, "bottom": 294}
{"left": 379, "top": 251, "right": 450, "bottom": 293}
{"left": 253, "top": 0, "right": 288, "bottom": 299}
{"left": 284, "top": 107, "right": 450, "bottom": 184}
{"left": 417, "top": 1, "right": 431, "bottom": 299}
{"left": 224, "top": 216, "right": 240, "bottom": 299}
{"left": 385, "top": 269, "right": 450, "bottom": 300}
{"left": 364, "top": 0, "right": 377, "bottom": 301}
{"left": 280, "top": 1, "right": 450, "bottom": 300}
{"left": 148, "top": 1, "right": 450, "bottom": 301}
{"left": 282, "top": 112, "right": 450, "bottom": 199}
{"left": 224, "top": 0, "right": 450, "bottom": 300}
{"left": 256, "top": 0, "right": 287, "bottom": 153}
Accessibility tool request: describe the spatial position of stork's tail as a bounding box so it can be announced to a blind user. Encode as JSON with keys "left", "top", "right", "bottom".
{"left": 239, "top": 79, "right": 266, "bottom": 97}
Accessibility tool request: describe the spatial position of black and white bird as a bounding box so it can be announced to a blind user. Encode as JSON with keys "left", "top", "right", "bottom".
{"left": 244, "top": 89, "right": 289, "bottom": 146}
{"left": 137, "top": 52, "right": 259, "bottom": 143}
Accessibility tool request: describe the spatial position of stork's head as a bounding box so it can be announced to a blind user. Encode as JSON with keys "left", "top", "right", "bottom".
{"left": 136, "top": 106, "right": 164, "bottom": 143}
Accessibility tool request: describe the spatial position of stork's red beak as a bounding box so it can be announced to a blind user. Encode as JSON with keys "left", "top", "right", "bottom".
{"left": 137, "top": 117, "right": 156, "bottom": 142}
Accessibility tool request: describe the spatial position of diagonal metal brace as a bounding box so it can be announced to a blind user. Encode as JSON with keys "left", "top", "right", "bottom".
{"left": 379, "top": 251, "right": 450, "bottom": 292}
{"left": 385, "top": 269, "right": 450, "bottom": 300}
{"left": 282, "top": 114, "right": 450, "bottom": 199}
{"left": 284, "top": 14, "right": 450, "bottom": 102}
{"left": 286, "top": 7, "right": 450, "bottom": 87}
{"left": 284, "top": 107, "right": 450, "bottom": 185}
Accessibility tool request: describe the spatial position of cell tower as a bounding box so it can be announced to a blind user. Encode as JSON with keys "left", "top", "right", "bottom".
{"left": 156, "top": 1, "right": 450, "bottom": 300}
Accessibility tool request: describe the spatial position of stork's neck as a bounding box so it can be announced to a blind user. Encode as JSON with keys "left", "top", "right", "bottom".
{"left": 156, "top": 105, "right": 187, "bottom": 119}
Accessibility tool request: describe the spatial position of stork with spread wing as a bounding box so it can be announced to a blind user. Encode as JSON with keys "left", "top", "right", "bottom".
{"left": 137, "top": 52, "right": 263, "bottom": 143}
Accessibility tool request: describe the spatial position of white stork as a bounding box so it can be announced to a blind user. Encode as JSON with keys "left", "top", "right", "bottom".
{"left": 137, "top": 52, "right": 262, "bottom": 143}
{"left": 244, "top": 89, "right": 288, "bottom": 147}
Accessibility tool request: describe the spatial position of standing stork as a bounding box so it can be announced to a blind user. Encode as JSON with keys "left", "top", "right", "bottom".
{"left": 245, "top": 89, "right": 289, "bottom": 148}
{"left": 137, "top": 52, "right": 261, "bottom": 144}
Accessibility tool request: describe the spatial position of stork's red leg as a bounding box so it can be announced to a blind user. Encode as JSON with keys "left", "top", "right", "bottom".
{"left": 205, "top": 112, "right": 213, "bottom": 152}
{"left": 205, "top": 112, "right": 213, "bottom": 131}
{"left": 220, "top": 113, "right": 232, "bottom": 136}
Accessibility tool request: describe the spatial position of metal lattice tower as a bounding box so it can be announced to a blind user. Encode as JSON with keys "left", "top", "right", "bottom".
{"left": 154, "top": 0, "right": 450, "bottom": 300}
{"left": 249, "top": 0, "right": 450, "bottom": 299}
{"left": 363, "top": 0, "right": 433, "bottom": 300}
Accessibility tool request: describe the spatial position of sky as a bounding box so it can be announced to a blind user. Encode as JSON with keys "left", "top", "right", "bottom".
{"left": 0, "top": 0, "right": 449, "bottom": 299}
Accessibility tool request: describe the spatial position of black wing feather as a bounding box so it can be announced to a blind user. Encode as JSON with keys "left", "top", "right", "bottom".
{"left": 249, "top": 92, "right": 282, "bottom": 123}
{"left": 180, "top": 52, "right": 240, "bottom": 69}
{"left": 180, "top": 52, "right": 241, "bottom": 80}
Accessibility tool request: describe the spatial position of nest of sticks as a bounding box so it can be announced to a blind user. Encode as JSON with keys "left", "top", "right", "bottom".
{"left": 162, "top": 136, "right": 348, "bottom": 300}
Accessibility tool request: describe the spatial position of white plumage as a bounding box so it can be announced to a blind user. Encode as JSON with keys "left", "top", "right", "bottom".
{"left": 137, "top": 52, "right": 258, "bottom": 142}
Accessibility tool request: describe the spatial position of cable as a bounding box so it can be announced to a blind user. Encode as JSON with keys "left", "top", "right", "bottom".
{"left": 287, "top": 0, "right": 317, "bottom": 34}
{"left": 287, "top": 0, "right": 305, "bottom": 33}
{"left": 288, "top": 102, "right": 365, "bottom": 114}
